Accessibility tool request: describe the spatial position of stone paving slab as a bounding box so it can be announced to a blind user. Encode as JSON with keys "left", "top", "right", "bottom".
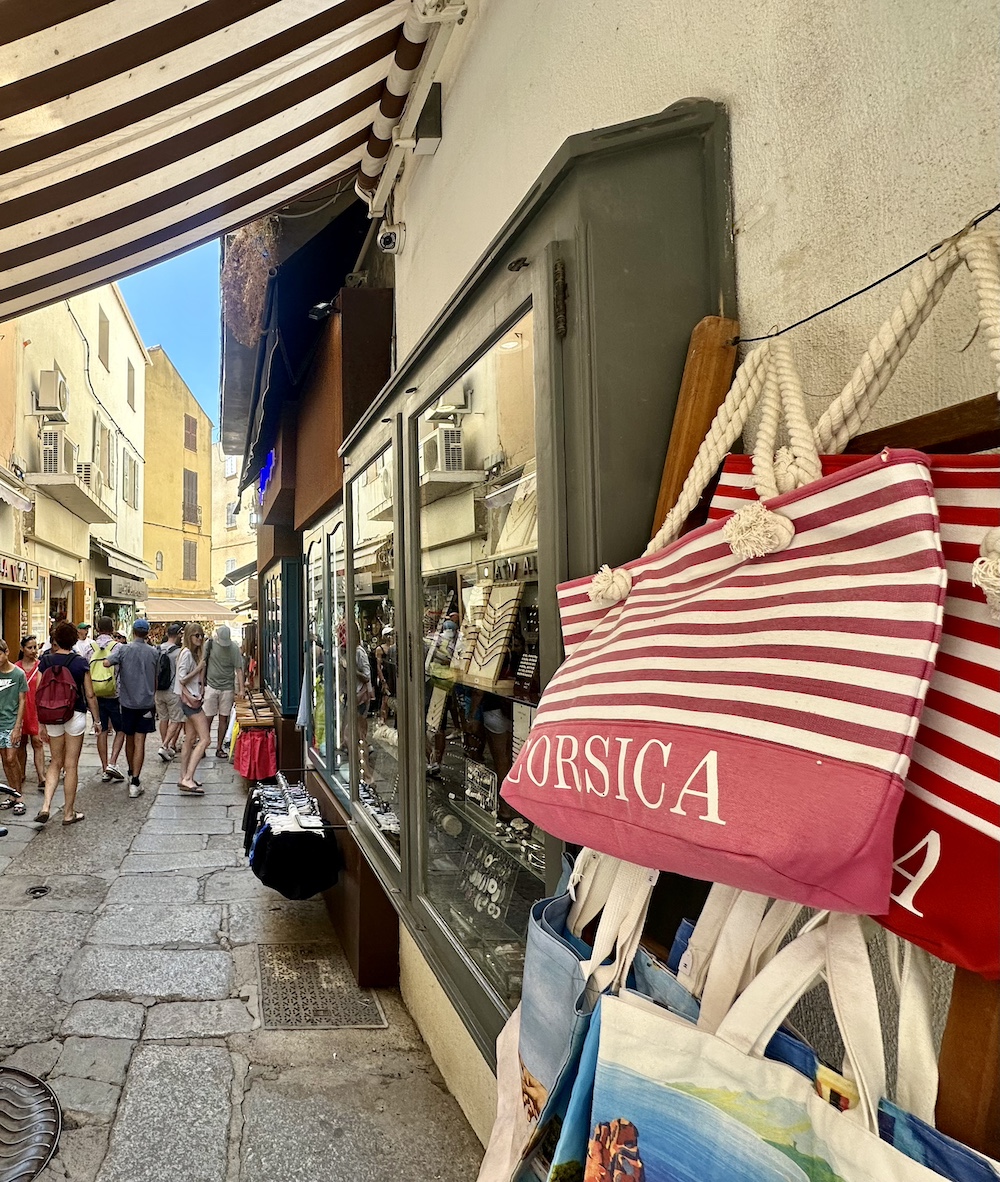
{"left": 60, "top": 947, "right": 233, "bottom": 1002}
{"left": 87, "top": 904, "right": 224, "bottom": 948}
{"left": 147, "top": 804, "right": 231, "bottom": 819}
{"left": 144, "top": 1000, "right": 253, "bottom": 1040}
{"left": 140, "top": 818, "right": 234, "bottom": 835}
{"left": 130, "top": 832, "right": 208, "bottom": 853}
{"left": 1, "top": 873, "right": 109, "bottom": 912}
{"left": 49, "top": 1075, "right": 121, "bottom": 1124}
{"left": 104, "top": 875, "right": 198, "bottom": 905}
{"left": 0, "top": 911, "right": 92, "bottom": 1046}
{"left": 2, "top": 1039, "right": 62, "bottom": 1078}
{"left": 227, "top": 900, "right": 330, "bottom": 945}
{"left": 63, "top": 1001, "right": 146, "bottom": 1040}
{"left": 95, "top": 1045, "right": 232, "bottom": 1182}
{"left": 12, "top": 785, "right": 152, "bottom": 876}
{"left": 202, "top": 868, "right": 259, "bottom": 902}
{"left": 120, "top": 850, "right": 238, "bottom": 874}
{"left": 39, "top": 1124, "right": 109, "bottom": 1182}
{"left": 53, "top": 1037, "right": 134, "bottom": 1086}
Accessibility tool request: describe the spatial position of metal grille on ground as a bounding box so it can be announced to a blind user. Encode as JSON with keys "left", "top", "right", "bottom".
{"left": 256, "top": 943, "right": 387, "bottom": 1029}
{"left": 0, "top": 1067, "right": 61, "bottom": 1182}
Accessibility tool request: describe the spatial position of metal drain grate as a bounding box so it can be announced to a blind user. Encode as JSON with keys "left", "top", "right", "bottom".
{"left": 256, "top": 943, "right": 388, "bottom": 1030}
{"left": 0, "top": 1067, "right": 61, "bottom": 1181}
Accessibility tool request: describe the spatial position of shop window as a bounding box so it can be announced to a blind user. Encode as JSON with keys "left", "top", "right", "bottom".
{"left": 182, "top": 469, "right": 199, "bottom": 524}
{"left": 182, "top": 540, "right": 197, "bottom": 581}
{"left": 416, "top": 308, "right": 542, "bottom": 1008}
{"left": 98, "top": 306, "right": 110, "bottom": 369}
{"left": 127, "top": 360, "right": 135, "bottom": 409}
{"left": 184, "top": 414, "right": 198, "bottom": 451}
{"left": 259, "top": 558, "right": 301, "bottom": 715}
{"left": 155, "top": 551, "right": 163, "bottom": 571}
{"left": 350, "top": 447, "right": 399, "bottom": 855}
{"left": 326, "top": 521, "right": 350, "bottom": 800}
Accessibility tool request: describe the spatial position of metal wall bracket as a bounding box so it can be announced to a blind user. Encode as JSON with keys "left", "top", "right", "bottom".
{"left": 413, "top": 0, "right": 468, "bottom": 23}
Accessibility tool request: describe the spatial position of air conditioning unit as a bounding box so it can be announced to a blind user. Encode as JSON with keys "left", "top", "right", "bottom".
{"left": 76, "top": 462, "right": 104, "bottom": 500}
{"left": 36, "top": 369, "right": 69, "bottom": 421}
{"left": 40, "top": 426, "right": 77, "bottom": 475}
{"left": 420, "top": 426, "right": 464, "bottom": 475}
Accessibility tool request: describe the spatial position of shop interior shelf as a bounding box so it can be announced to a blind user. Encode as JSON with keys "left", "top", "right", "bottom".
{"left": 452, "top": 671, "right": 516, "bottom": 696}
{"left": 426, "top": 777, "right": 545, "bottom": 882}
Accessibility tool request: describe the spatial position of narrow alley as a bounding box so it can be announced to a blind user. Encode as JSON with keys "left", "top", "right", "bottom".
{"left": 0, "top": 740, "right": 483, "bottom": 1182}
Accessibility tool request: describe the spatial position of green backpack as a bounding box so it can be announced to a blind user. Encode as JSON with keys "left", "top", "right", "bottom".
{"left": 90, "top": 642, "right": 117, "bottom": 699}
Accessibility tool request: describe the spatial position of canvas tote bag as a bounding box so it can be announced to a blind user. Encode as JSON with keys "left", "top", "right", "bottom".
{"left": 503, "top": 343, "right": 947, "bottom": 913}
{"left": 708, "top": 228, "right": 1000, "bottom": 975}
{"left": 579, "top": 913, "right": 952, "bottom": 1182}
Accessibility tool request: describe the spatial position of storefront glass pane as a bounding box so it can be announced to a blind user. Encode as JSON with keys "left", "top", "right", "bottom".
{"left": 326, "top": 520, "right": 350, "bottom": 802}
{"left": 305, "top": 530, "right": 326, "bottom": 763}
{"left": 417, "top": 309, "right": 545, "bottom": 1009}
{"left": 350, "top": 447, "right": 401, "bottom": 855}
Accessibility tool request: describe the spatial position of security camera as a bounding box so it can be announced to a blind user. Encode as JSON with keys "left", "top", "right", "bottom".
{"left": 377, "top": 223, "right": 405, "bottom": 255}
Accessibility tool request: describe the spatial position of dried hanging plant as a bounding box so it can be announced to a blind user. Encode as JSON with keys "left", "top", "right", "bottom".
{"left": 221, "top": 217, "right": 280, "bottom": 347}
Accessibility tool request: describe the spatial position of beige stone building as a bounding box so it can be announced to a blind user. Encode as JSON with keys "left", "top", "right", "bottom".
{"left": 143, "top": 347, "right": 222, "bottom": 623}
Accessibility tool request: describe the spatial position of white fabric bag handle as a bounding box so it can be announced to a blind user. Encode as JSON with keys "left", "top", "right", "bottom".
{"left": 566, "top": 848, "right": 626, "bottom": 937}
{"left": 579, "top": 859, "right": 659, "bottom": 998}
{"left": 885, "top": 933, "right": 939, "bottom": 1125}
{"left": 673, "top": 883, "right": 741, "bottom": 996}
{"left": 716, "top": 913, "right": 888, "bottom": 1132}
{"left": 815, "top": 227, "right": 1000, "bottom": 455}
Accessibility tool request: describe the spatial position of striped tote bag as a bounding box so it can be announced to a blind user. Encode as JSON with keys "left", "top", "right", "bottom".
{"left": 503, "top": 343, "right": 947, "bottom": 914}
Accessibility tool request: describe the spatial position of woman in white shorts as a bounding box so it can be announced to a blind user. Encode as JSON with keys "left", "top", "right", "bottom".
{"left": 36, "top": 620, "right": 101, "bottom": 826}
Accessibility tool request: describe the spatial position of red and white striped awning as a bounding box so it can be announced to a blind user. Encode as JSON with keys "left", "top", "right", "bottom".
{"left": 0, "top": 0, "right": 424, "bottom": 321}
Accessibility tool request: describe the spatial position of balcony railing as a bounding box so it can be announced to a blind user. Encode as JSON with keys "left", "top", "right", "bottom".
{"left": 182, "top": 502, "right": 202, "bottom": 526}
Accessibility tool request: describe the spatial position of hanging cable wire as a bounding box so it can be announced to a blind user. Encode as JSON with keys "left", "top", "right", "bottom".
{"left": 735, "top": 200, "right": 1000, "bottom": 344}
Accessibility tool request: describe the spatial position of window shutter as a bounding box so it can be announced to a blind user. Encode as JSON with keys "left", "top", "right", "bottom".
{"left": 108, "top": 435, "right": 117, "bottom": 489}
{"left": 93, "top": 412, "right": 101, "bottom": 465}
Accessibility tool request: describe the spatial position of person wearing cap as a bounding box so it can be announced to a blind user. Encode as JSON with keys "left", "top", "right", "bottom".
{"left": 155, "top": 623, "right": 184, "bottom": 762}
{"left": 104, "top": 619, "right": 159, "bottom": 798}
{"left": 203, "top": 624, "right": 244, "bottom": 758}
{"left": 73, "top": 622, "right": 92, "bottom": 659}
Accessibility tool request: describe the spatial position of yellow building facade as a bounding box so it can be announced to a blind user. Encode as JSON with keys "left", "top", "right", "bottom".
{"left": 143, "top": 347, "right": 214, "bottom": 607}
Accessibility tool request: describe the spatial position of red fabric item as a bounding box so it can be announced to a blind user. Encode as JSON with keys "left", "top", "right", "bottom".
{"left": 234, "top": 729, "right": 277, "bottom": 780}
{"left": 16, "top": 661, "right": 39, "bottom": 736}
{"left": 710, "top": 453, "right": 1000, "bottom": 977}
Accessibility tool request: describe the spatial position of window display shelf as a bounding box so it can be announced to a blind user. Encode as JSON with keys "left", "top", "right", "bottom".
{"left": 426, "top": 778, "right": 545, "bottom": 882}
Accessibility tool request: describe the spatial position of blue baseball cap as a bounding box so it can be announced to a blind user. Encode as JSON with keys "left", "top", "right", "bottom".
{"left": 133, "top": 618, "right": 150, "bottom": 635}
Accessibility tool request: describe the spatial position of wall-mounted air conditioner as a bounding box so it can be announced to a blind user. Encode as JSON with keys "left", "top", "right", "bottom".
{"left": 76, "top": 463, "right": 104, "bottom": 501}
{"left": 420, "top": 426, "right": 464, "bottom": 475}
{"left": 36, "top": 369, "right": 69, "bottom": 422}
{"left": 40, "top": 426, "right": 78, "bottom": 475}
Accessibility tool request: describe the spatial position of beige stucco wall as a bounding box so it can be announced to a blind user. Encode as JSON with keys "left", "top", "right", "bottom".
{"left": 398, "top": 924, "right": 498, "bottom": 1146}
{"left": 144, "top": 347, "right": 213, "bottom": 597}
{"left": 394, "top": 0, "right": 999, "bottom": 434}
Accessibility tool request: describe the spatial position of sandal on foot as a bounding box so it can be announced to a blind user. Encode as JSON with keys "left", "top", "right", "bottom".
{"left": 215, "top": 749, "right": 225, "bottom": 759}
{"left": 178, "top": 784, "right": 205, "bottom": 795}
{"left": 62, "top": 811, "right": 85, "bottom": 826}
{"left": 12, "top": 801, "right": 26, "bottom": 815}
{"left": 34, "top": 809, "right": 49, "bottom": 823}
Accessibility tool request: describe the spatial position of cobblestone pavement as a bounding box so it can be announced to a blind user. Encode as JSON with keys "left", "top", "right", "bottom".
{"left": 1, "top": 737, "right": 484, "bottom": 1181}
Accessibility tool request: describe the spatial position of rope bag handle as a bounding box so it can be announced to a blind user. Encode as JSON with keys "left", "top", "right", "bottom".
{"left": 813, "top": 226, "right": 1000, "bottom": 614}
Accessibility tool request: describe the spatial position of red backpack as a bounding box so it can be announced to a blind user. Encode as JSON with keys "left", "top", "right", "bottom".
{"left": 36, "top": 655, "right": 79, "bottom": 724}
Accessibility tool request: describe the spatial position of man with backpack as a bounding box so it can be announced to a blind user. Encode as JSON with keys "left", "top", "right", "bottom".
{"left": 155, "top": 623, "right": 183, "bottom": 762}
{"left": 89, "top": 616, "right": 125, "bottom": 783}
{"left": 104, "top": 618, "right": 159, "bottom": 798}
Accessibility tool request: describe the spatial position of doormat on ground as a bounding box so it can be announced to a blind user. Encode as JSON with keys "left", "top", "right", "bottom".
{"left": 256, "top": 943, "right": 388, "bottom": 1029}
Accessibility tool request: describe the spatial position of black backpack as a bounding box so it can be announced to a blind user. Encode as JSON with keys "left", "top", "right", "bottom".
{"left": 157, "top": 644, "right": 178, "bottom": 691}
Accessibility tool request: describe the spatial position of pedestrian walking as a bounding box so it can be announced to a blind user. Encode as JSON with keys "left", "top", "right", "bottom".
{"left": 35, "top": 620, "right": 101, "bottom": 826}
{"left": 104, "top": 618, "right": 159, "bottom": 798}
{"left": 155, "top": 622, "right": 184, "bottom": 761}
{"left": 203, "top": 624, "right": 244, "bottom": 758}
{"left": 175, "top": 622, "right": 209, "bottom": 794}
{"left": 73, "top": 622, "right": 92, "bottom": 658}
{"left": 0, "top": 640, "right": 28, "bottom": 815}
{"left": 89, "top": 616, "right": 126, "bottom": 783}
{"left": 15, "top": 635, "right": 46, "bottom": 788}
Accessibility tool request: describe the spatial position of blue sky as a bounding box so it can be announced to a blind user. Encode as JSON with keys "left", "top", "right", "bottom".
{"left": 118, "top": 240, "right": 222, "bottom": 429}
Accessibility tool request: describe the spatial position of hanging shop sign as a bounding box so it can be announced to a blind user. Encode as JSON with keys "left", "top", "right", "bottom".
{"left": 0, "top": 551, "right": 38, "bottom": 589}
{"left": 96, "top": 575, "right": 148, "bottom": 602}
